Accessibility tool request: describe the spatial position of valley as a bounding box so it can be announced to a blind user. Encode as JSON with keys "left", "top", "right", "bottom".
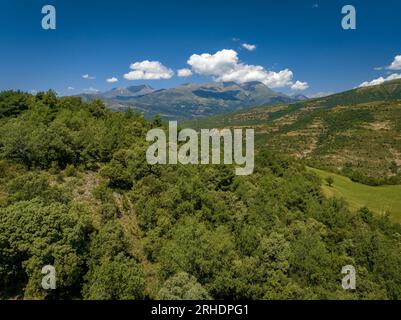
{"left": 2, "top": 0, "right": 401, "bottom": 304}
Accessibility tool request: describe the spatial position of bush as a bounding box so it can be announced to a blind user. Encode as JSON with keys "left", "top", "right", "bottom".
{"left": 325, "top": 176, "right": 334, "bottom": 187}
{"left": 158, "top": 272, "right": 211, "bottom": 300}
{"left": 83, "top": 253, "right": 145, "bottom": 300}
{"left": 0, "top": 199, "right": 92, "bottom": 298}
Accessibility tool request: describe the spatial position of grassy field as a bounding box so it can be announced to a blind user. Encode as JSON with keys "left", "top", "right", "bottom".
{"left": 308, "top": 167, "right": 401, "bottom": 223}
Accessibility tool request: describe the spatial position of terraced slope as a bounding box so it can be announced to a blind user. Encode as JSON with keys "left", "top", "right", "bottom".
{"left": 183, "top": 79, "right": 401, "bottom": 185}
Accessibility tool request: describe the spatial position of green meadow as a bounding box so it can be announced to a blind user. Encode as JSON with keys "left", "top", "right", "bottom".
{"left": 308, "top": 167, "right": 401, "bottom": 223}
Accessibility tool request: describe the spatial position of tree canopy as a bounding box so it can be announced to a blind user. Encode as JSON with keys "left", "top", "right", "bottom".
{"left": 0, "top": 91, "right": 400, "bottom": 300}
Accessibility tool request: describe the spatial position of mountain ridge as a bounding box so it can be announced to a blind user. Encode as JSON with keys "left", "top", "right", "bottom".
{"left": 183, "top": 79, "right": 401, "bottom": 185}
{"left": 76, "top": 81, "right": 302, "bottom": 120}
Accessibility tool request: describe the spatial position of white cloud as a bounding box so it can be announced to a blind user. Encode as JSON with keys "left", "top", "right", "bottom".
{"left": 242, "top": 43, "right": 256, "bottom": 51}
{"left": 386, "top": 73, "right": 401, "bottom": 81}
{"left": 187, "top": 49, "right": 303, "bottom": 88}
{"left": 388, "top": 55, "right": 401, "bottom": 70}
{"left": 106, "top": 77, "right": 118, "bottom": 83}
{"left": 124, "top": 60, "right": 174, "bottom": 80}
{"left": 67, "top": 86, "right": 74, "bottom": 90}
{"left": 291, "top": 80, "right": 309, "bottom": 91}
{"left": 188, "top": 49, "right": 238, "bottom": 76}
{"left": 359, "top": 73, "right": 401, "bottom": 88}
{"left": 177, "top": 68, "right": 193, "bottom": 77}
{"left": 82, "top": 74, "right": 95, "bottom": 80}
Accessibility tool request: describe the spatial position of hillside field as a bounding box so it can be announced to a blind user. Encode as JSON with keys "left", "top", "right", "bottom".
{"left": 308, "top": 167, "right": 401, "bottom": 223}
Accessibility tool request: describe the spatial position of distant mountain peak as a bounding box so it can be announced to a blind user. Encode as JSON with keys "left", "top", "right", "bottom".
{"left": 289, "top": 93, "right": 309, "bottom": 101}
{"left": 221, "top": 81, "right": 238, "bottom": 87}
{"left": 240, "top": 81, "right": 264, "bottom": 86}
{"left": 103, "top": 85, "right": 154, "bottom": 97}
{"left": 76, "top": 81, "right": 304, "bottom": 120}
{"left": 127, "top": 84, "right": 153, "bottom": 90}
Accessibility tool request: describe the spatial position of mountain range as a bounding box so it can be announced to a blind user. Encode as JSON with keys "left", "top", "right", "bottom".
{"left": 77, "top": 81, "right": 306, "bottom": 120}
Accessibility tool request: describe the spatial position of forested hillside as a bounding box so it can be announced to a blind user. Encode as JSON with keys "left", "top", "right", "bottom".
{"left": 184, "top": 80, "right": 401, "bottom": 186}
{"left": 0, "top": 91, "right": 400, "bottom": 300}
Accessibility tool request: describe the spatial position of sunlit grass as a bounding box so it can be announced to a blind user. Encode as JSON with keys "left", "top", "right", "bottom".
{"left": 308, "top": 167, "right": 401, "bottom": 223}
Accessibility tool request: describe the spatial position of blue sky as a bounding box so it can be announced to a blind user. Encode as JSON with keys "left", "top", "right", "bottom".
{"left": 1, "top": 0, "right": 401, "bottom": 96}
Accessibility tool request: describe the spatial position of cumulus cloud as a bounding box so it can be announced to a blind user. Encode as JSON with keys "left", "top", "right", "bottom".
{"left": 67, "top": 86, "right": 74, "bottom": 90}
{"left": 82, "top": 74, "right": 95, "bottom": 80}
{"left": 177, "top": 68, "right": 193, "bottom": 77}
{"left": 124, "top": 60, "right": 174, "bottom": 80}
{"left": 106, "top": 77, "right": 118, "bottom": 83}
{"left": 359, "top": 73, "right": 401, "bottom": 88}
{"left": 242, "top": 43, "right": 256, "bottom": 51}
{"left": 188, "top": 49, "right": 238, "bottom": 76}
{"left": 291, "top": 80, "right": 309, "bottom": 91}
{"left": 187, "top": 49, "right": 303, "bottom": 88}
{"left": 388, "top": 55, "right": 401, "bottom": 71}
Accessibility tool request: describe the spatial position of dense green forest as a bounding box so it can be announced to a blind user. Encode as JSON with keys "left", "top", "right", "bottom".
{"left": 0, "top": 90, "right": 401, "bottom": 300}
